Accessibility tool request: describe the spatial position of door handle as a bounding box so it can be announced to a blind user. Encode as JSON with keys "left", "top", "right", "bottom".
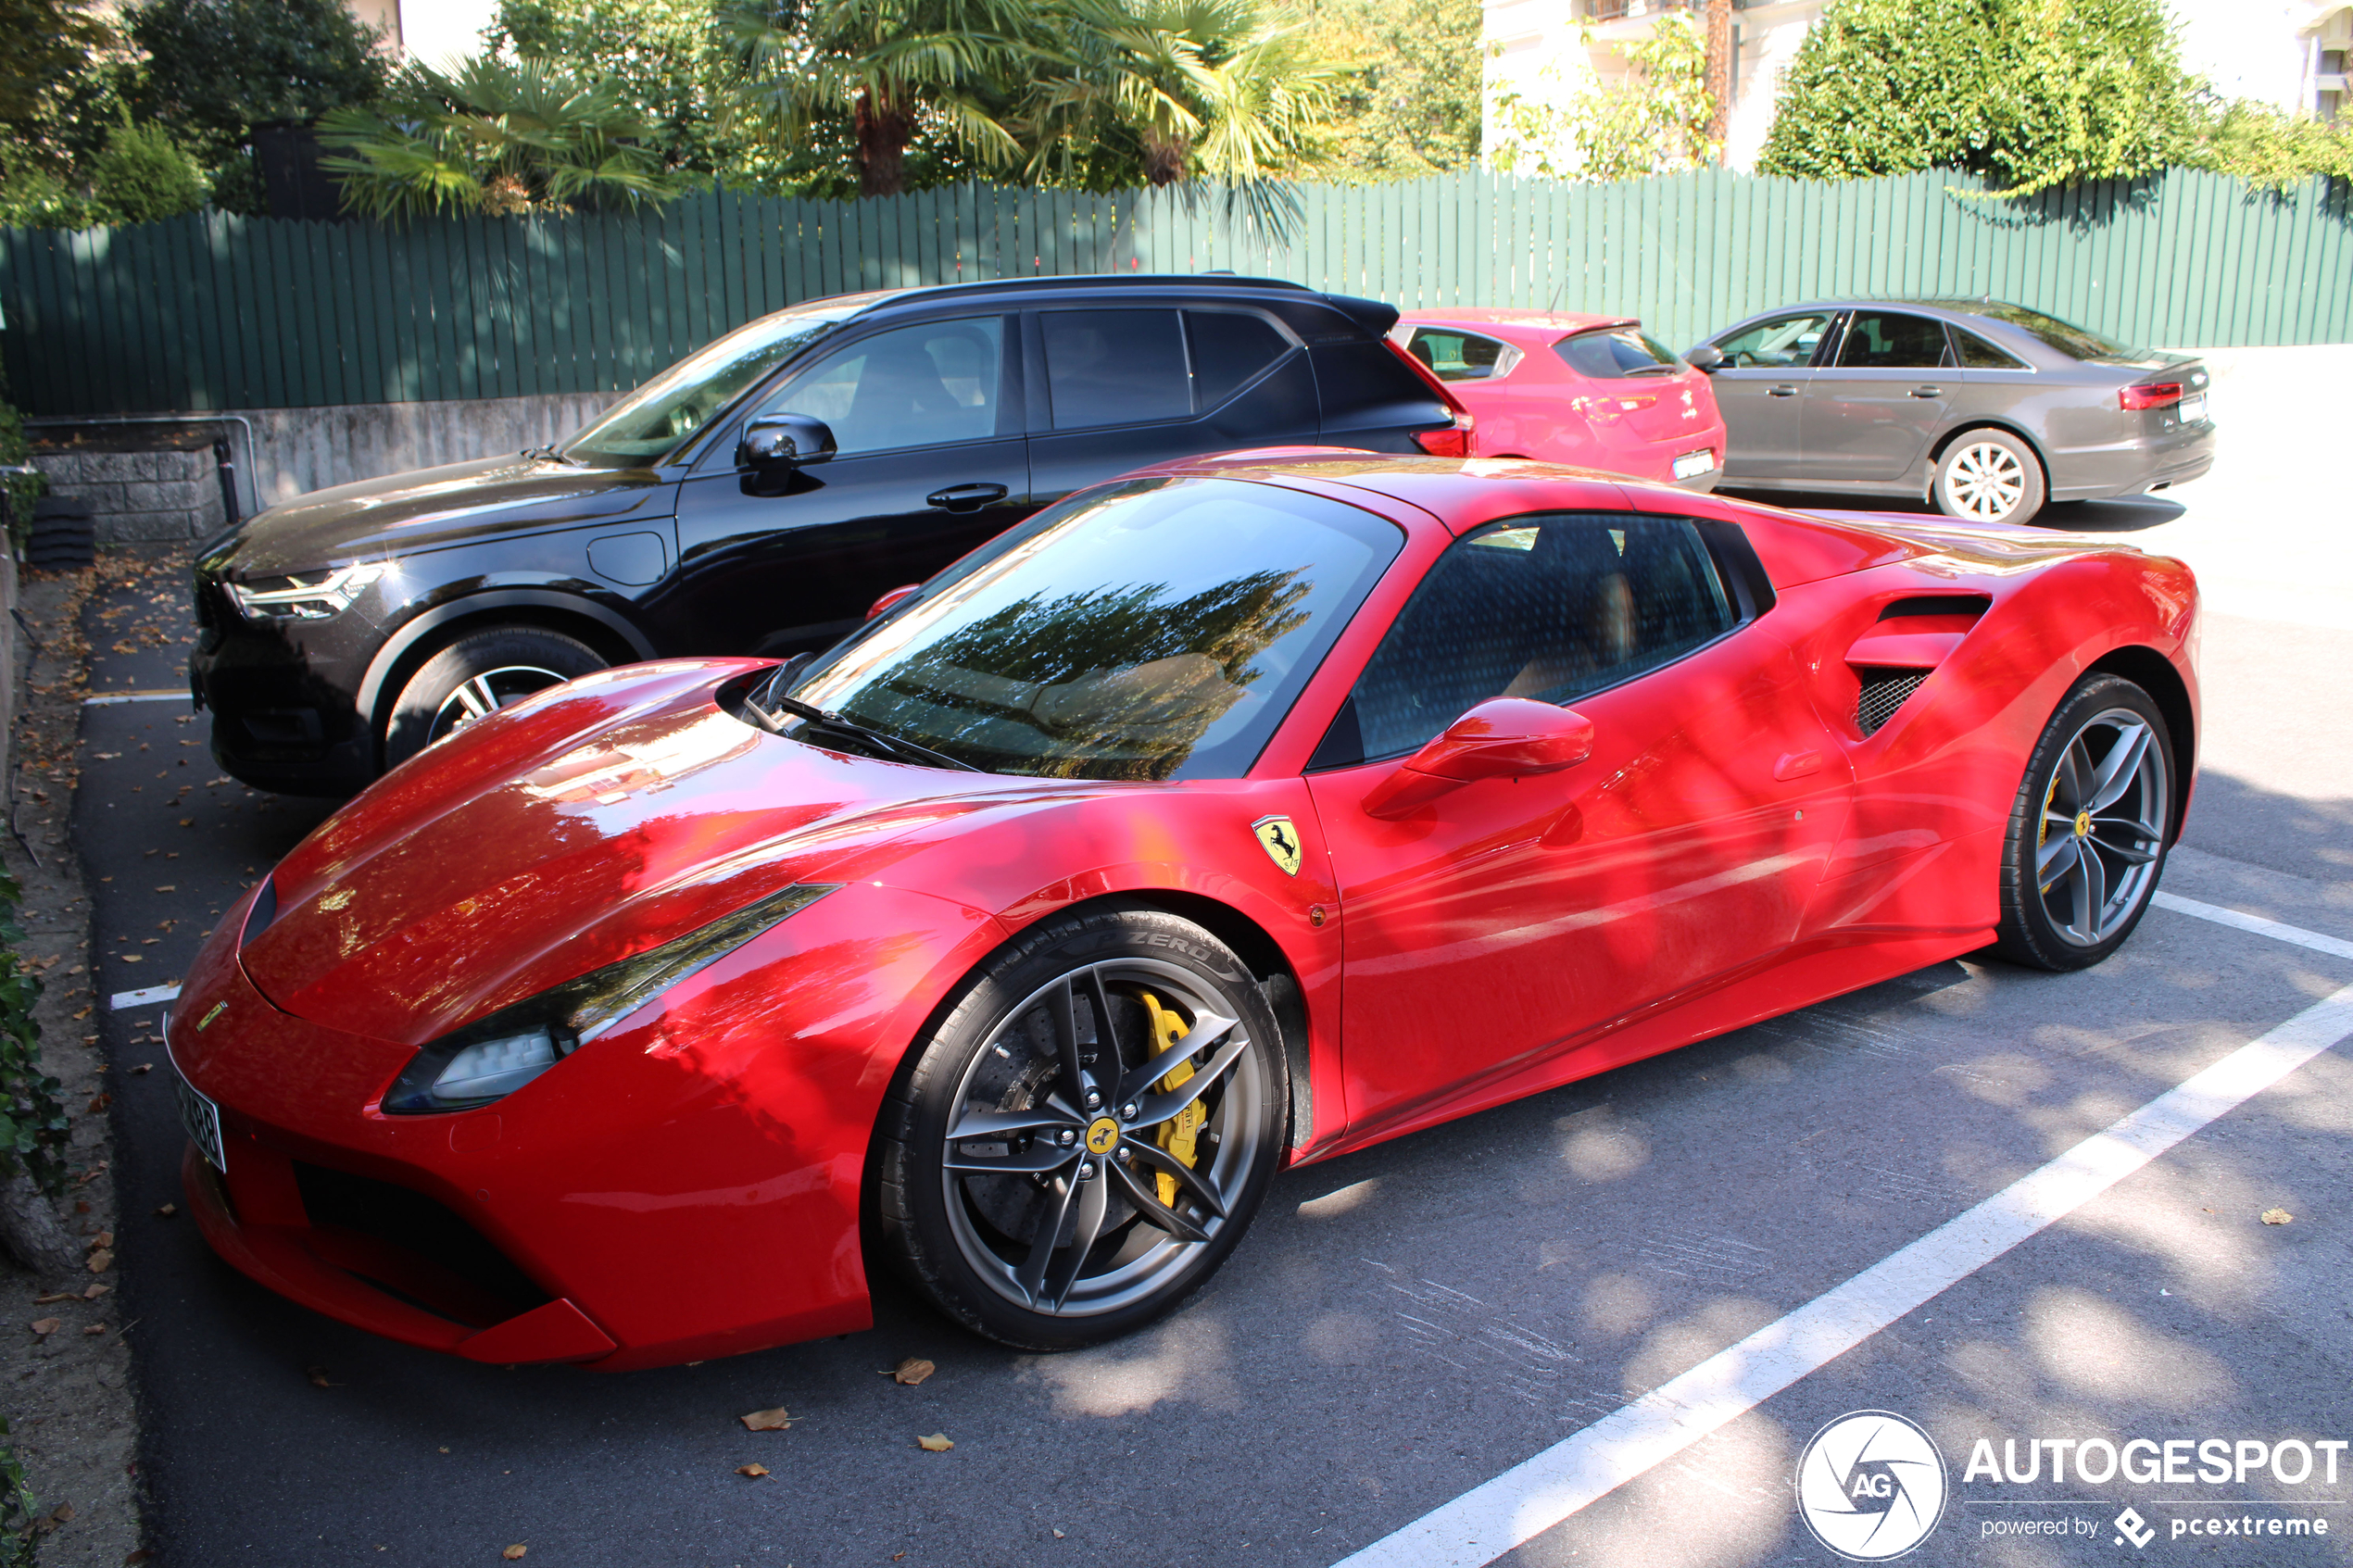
{"left": 1768, "top": 384, "right": 1797, "bottom": 397}
{"left": 1910, "top": 386, "right": 1944, "bottom": 398}
{"left": 1773, "top": 749, "right": 1823, "bottom": 781}
{"left": 926, "top": 483, "right": 1009, "bottom": 512}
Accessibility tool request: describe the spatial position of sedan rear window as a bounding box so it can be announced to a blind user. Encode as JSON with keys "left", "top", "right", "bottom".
{"left": 785, "top": 478, "right": 1403, "bottom": 781}
{"left": 1557, "top": 328, "right": 1683, "bottom": 379}
{"left": 1967, "top": 304, "right": 2138, "bottom": 363}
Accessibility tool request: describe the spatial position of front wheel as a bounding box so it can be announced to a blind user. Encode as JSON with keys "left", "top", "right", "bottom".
{"left": 382, "top": 625, "right": 606, "bottom": 770}
{"left": 876, "top": 905, "right": 1287, "bottom": 1350}
{"left": 1993, "top": 674, "right": 2174, "bottom": 971}
{"left": 1934, "top": 429, "right": 2046, "bottom": 524}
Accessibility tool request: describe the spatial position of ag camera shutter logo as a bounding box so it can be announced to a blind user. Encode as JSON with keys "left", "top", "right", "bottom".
{"left": 1795, "top": 1411, "right": 1949, "bottom": 1561}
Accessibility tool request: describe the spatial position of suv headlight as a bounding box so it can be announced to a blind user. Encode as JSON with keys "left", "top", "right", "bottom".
{"left": 381, "top": 882, "right": 840, "bottom": 1114}
{"left": 228, "top": 562, "right": 389, "bottom": 621}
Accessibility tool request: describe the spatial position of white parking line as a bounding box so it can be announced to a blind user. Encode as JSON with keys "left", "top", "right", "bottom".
{"left": 109, "top": 985, "right": 180, "bottom": 1010}
{"left": 82, "top": 690, "right": 186, "bottom": 707}
{"left": 1331, "top": 897, "right": 2353, "bottom": 1568}
{"left": 2153, "top": 890, "right": 2353, "bottom": 962}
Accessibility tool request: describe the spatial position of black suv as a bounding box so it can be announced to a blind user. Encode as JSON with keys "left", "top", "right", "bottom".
{"left": 191, "top": 273, "right": 1464, "bottom": 795}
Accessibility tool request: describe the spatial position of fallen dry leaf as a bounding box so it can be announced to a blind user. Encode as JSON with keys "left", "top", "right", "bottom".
{"left": 306, "top": 1366, "right": 340, "bottom": 1388}
{"left": 82, "top": 1323, "right": 105, "bottom": 1336}
{"left": 736, "top": 1463, "right": 770, "bottom": 1478}
{"left": 2262, "top": 1208, "right": 2293, "bottom": 1225}
{"left": 739, "top": 1407, "right": 794, "bottom": 1431}
{"left": 90, "top": 1233, "right": 113, "bottom": 1250}
{"left": 29, "top": 1319, "right": 59, "bottom": 1336}
{"left": 84, "top": 1249, "right": 111, "bottom": 1273}
{"left": 32, "top": 1293, "right": 78, "bottom": 1305}
{"left": 84, "top": 1284, "right": 110, "bottom": 1300}
{"left": 131, "top": 1063, "right": 153, "bottom": 1075}
{"left": 155, "top": 1203, "right": 177, "bottom": 1218}
{"left": 917, "top": 1433, "right": 953, "bottom": 1452}
{"left": 891, "top": 1357, "right": 937, "bottom": 1386}
{"left": 503, "top": 1549, "right": 527, "bottom": 1562}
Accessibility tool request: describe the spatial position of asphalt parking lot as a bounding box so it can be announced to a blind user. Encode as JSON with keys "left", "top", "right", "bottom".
{"left": 74, "top": 345, "right": 2353, "bottom": 1566}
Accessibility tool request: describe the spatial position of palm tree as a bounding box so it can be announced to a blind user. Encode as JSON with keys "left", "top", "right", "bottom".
{"left": 718, "top": 0, "right": 1039, "bottom": 197}
{"left": 1020, "top": 0, "right": 1341, "bottom": 189}
{"left": 318, "top": 56, "right": 694, "bottom": 219}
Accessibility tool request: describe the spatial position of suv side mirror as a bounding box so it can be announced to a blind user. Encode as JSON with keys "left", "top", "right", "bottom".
{"left": 1684, "top": 343, "right": 1725, "bottom": 372}
{"left": 1363, "top": 697, "right": 1594, "bottom": 818}
{"left": 739, "top": 413, "right": 837, "bottom": 470}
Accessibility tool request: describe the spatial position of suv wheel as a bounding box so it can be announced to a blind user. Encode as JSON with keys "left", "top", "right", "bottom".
{"left": 383, "top": 626, "right": 605, "bottom": 769}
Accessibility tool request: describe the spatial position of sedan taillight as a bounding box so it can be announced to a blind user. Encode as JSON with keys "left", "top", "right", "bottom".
{"left": 2120, "top": 382, "right": 2183, "bottom": 411}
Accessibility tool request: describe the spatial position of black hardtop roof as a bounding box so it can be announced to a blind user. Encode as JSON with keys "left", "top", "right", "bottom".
{"left": 838, "top": 272, "right": 1399, "bottom": 337}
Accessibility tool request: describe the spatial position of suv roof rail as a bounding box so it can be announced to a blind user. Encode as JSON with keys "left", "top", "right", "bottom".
{"left": 851, "top": 271, "right": 1313, "bottom": 311}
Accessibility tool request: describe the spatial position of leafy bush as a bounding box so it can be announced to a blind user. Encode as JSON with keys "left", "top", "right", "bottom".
{"left": 0, "top": 874, "right": 69, "bottom": 1202}
{"left": 1307, "top": 0, "right": 1483, "bottom": 181}
{"left": 1489, "top": 13, "right": 1717, "bottom": 182}
{"left": 1758, "top": 0, "right": 2199, "bottom": 195}
{"left": 0, "top": 1417, "right": 33, "bottom": 1568}
{"left": 85, "top": 120, "right": 211, "bottom": 222}
{"left": 2194, "top": 99, "right": 2353, "bottom": 190}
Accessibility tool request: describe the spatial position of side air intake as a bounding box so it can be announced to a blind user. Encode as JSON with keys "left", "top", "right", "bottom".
{"left": 1855, "top": 669, "right": 1931, "bottom": 737}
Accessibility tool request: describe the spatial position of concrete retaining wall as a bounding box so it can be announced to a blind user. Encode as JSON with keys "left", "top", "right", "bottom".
{"left": 33, "top": 391, "right": 615, "bottom": 544}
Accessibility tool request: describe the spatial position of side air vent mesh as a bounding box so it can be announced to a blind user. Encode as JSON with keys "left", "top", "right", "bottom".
{"left": 1856, "top": 668, "right": 1930, "bottom": 737}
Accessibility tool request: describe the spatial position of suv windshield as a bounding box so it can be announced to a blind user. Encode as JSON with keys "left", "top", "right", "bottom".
{"left": 561, "top": 305, "right": 864, "bottom": 468}
{"left": 782, "top": 477, "right": 1403, "bottom": 781}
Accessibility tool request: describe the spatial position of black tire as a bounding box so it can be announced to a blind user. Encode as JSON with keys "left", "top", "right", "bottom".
{"left": 1933, "top": 428, "right": 2046, "bottom": 525}
{"left": 876, "top": 903, "right": 1288, "bottom": 1350}
{"left": 381, "top": 625, "right": 605, "bottom": 769}
{"left": 1993, "top": 673, "right": 2175, "bottom": 972}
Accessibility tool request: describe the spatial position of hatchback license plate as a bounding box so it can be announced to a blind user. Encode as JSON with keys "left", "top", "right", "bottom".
{"left": 2177, "top": 394, "right": 2206, "bottom": 423}
{"left": 1673, "top": 449, "right": 1716, "bottom": 480}
{"left": 174, "top": 1060, "right": 226, "bottom": 1174}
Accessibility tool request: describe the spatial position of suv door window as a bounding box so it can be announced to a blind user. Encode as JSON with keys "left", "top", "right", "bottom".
{"left": 1401, "top": 326, "right": 1521, "bottom": 382}
{"left": 1835, "top": 311, "right": 1954, "bottom": 370}
{"left": 759, "top": 317, "right": 1005, "bottom": 456}
{"left": 1714, "top": 310, "right": 1833, "bottom": 369}
{"left": 1043, "top": 310, "right": 1191, "bottom": 429}
{"left": 1187, "top": 310, "right": 1295, "bottom": 408}
{"left": 1330, "top": 513, "right": 1737, "bottom": 764}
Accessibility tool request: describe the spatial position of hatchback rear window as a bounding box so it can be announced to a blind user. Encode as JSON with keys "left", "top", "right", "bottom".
{"left": 1557, "top": 329, "right": 1683, "bottom": 379}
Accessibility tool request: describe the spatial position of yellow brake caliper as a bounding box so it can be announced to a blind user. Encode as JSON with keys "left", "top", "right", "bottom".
{"left": 1140, "top": 992, "right": 1204, "bottom": 1210}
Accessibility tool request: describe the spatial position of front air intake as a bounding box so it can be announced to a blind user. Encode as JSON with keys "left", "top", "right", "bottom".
{"left": 1856, "top": 668, "right": 1930, "bottom": 737}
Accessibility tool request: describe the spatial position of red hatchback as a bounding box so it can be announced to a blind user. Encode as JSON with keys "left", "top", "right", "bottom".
{"left": 1393, "top": 309, "right": 1726, "bottom": 489}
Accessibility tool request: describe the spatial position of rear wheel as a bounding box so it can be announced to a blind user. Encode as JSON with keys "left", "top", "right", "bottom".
{"left": 382, "top": 625, "right": 605, "bottom": 769}
{"left": 1933, "top": 429, "right": 2045, "bottom": 524}
{"left": 876, "top": 904, "right": 1287, "bottom": 1350}
{"left": 1993, "top": 674, "right": 2173, "bottom": 971}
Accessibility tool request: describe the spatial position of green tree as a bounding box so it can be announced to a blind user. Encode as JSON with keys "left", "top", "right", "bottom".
{"left": 720, "top": 0, "right": 1038, "bottom": 197}
{"left": 318, "top": 55, "right": 699, "bottom": 218}
{"left": 2192, "top": 99, "right": 2353, "bottom": 190}
{"left": 1306, "top": 0, "right": 1479, "bottom": 181}
{"left": 1489, "top": 14, "right": 1717, "bottom": 182}
{"left": 1758, "top": 0, "right": 2199, "bottom": 195}
{"left": 86, "top": 119, "right": 211, "bottom": 220}
{"left": 0, "top": 0, "right": 110, "bottom": 157}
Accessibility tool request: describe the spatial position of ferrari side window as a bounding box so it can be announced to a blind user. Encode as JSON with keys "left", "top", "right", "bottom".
{"left": 1341, "top": 514, "right": 1737, "bottom": 763}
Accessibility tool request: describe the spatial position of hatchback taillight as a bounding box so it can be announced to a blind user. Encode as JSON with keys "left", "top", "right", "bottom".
{"left": 2120, "top": 382, "right": 2183, "bottom": 411}
{"left": 1413, "top": 421, "right": 1474, "bottom": 458}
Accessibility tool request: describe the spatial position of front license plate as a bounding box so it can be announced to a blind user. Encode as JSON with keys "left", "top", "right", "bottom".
{"left": 1673, "top": 449, "right": 1716, "bottom": 480}
{"left": 174, "top": 1062, "right": 226, "bottom": 1174}
{"left": 2177, "top": 394, "right": 2206, "bottom": 423}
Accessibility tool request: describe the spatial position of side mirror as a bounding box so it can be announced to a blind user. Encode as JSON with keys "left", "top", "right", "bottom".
{"left": 739, "top": 413, "right": 837, "bottom": 470}
{"left": 865, "top": 583, "right": 920, "bottom": 621}
{"left": 1684, "top": 344, "right": 1725, "bottom": 372}
{"left": 1363, "top": 697, "right": 1594, "bottom": 818}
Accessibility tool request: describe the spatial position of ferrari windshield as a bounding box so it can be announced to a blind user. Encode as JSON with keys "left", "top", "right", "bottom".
{"left": 783, "top": 477, "right": 1403, "bottom": 781}
{"left": 560, "top": 300, "right": 875, "bottom": 468}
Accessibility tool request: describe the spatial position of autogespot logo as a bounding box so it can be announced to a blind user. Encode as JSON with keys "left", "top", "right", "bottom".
{"left": 1796, "top": 1411, "right": 1951, "bottom": 1561}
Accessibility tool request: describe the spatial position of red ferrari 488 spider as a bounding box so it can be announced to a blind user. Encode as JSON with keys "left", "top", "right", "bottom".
{"left": 169, "top": 454, "right": 2197, "bottom": 1370}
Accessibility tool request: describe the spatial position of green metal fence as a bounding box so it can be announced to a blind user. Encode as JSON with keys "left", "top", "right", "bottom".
{"left": 4, "top": 165, "right": 2347, "bottom": 416}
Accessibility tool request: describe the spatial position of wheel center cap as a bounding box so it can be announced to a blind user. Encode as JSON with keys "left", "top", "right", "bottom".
{"left": 2074, "top": 809, "right": 2093, "bottom": 838}
{"left": 1084, "top": 1116, "right": 1121, "bottom": 1155}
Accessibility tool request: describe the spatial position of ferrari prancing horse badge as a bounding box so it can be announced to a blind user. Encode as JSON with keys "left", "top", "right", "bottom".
{"left": 1251, "top": 814, "right": 1302, "bottom": 876}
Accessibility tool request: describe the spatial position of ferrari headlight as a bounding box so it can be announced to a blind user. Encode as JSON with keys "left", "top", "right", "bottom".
{"left": 381, "top": 882, "right": 840, "bottom": 1114}
{"left": 228, "top": 562, "right": 388, "bottom": 621}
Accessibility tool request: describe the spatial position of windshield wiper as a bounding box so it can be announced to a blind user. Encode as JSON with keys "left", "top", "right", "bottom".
{"left": 1624, "top": 363, "right": 1681, "bottom": 377}
{"left": 521, "top": 444, "right": 576, "bottom": 466}
{"left": 760, "top": 692, "right": 983, "bottom": 773}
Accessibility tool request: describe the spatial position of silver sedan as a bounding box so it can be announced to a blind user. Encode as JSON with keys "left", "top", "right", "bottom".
{"left": 1687, "top": 299, "right": 2217, "bottom": 524}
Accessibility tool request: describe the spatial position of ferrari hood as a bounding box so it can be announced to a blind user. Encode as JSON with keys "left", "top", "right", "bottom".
{"left": 200, "top": 454, "right": 673, "bottom": 579}
{"left": 237, "top": 661, "right": 1053, "bottom": 1045}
